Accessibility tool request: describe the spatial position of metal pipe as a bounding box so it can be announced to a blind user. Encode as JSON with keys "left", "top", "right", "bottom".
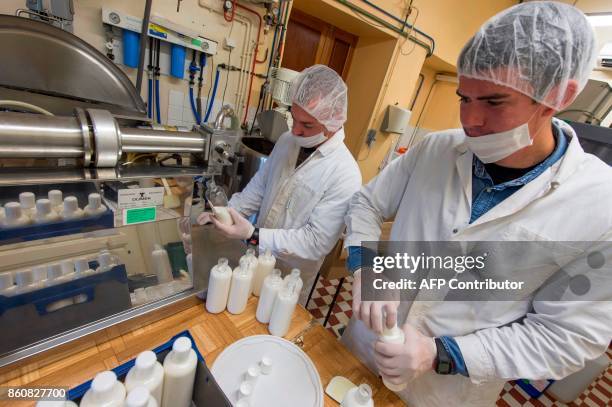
{"left": 120, "top": 127, "right": 205, "bottom": 153}
{"left": 135, "top": 0, "right": 153, "bottom": 95}
{"left": 0, "top": 112, "right": 83, "bottom": 158}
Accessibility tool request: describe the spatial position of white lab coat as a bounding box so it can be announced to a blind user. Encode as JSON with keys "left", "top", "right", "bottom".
{"left": 342, "top": 119, "right": 612, "bottom": 406}
{"left": 229, "top": 128, "right": 362, "bottom": 303}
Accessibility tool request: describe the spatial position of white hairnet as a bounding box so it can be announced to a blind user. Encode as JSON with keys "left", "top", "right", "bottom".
{"left": 290, "top": 65, "right": 348, "bottom": 132}
{"left": 458, "top": 1, "right": 597, "bottom": 110}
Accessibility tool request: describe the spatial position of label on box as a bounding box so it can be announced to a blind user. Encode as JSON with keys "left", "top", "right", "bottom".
{"left": 118, "top": 187, "right": 164, "bottom": 209}
{"left": 123, "top": 207, "right": 157, "bottom": 225}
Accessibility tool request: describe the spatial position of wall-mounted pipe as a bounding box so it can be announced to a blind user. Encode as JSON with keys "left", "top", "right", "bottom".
{"left": 135, "top": 0, "right": 153, "bottom": 94}
{"left": 333, "top": 0, "right": 433, "bottom": 57}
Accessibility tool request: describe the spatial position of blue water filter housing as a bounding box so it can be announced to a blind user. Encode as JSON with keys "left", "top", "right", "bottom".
{"left": 171, "top": 44, "right": 186, "bottom": 79}
{"left": 122, "top": 30, "right": 140, "bottom": 68}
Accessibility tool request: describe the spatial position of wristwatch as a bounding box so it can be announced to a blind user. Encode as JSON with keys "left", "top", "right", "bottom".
{"left": 434, "top": 337, "right": 454, "bottom": 375}
{"left": 247, "top": 227, "right": 259, "bottom": 246}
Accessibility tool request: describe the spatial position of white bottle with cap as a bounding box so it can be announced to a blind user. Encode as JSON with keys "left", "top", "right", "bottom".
{"left": 48, "top": 189, "right": 63, "bottom": 213}
{"left": 226, "top": 258, "right": 253, "bottom": 315}
{"left": 340, "top": 384, "right": 374, "bottom": 407}
{"left": 0, "top": 272, "right": 16, "bottom": 296}
{"left": 80, "top": 370, "right": 126, "bottom": 407}
{"left": 125, "top": 386, "right": 157, "bottom": 407}
{"left": 125, "top": 351, "right": 164, "bottom": 406}
{"left": 283, "top": 269, "right": 304, "bottom": 294}
{"left": 84, "top": 193, "right": 107, "bottom": 217}
{"left": 151, "top": 244, "right": 173, "bottom": 284}
{"left": 162, "top": 337, "right": 197, "bottom": 407}
{"left": 211, "top": 206, "right": 233, "bottom": 225}
{"left": 240, "top": 248, "right": 258, "bottom": 293}
{"left": 35, "top": 400, "right": 78, "bottom": 406}
{"left": 61, "top": 196, "right": 84, "bottom": 220}
{"left": 3, "top": 202, "right": 31, "bottom": 227}
{"left": 205, "top": 258, "right": 233, "bottom": 314}
{"left": 252, "top": 249, "right": 275, "bottom": 296}
{"left": 268, "top": 276, "right": 301, "bottom": 337}
{"left": 379, "top": 323, "right": 407, "bottom": 392}
{"left": 98, "top": 250, "right": 117, "bottom": 272}
{"left": 19, "top": 192, "right": 37, "bottom": 219}
{"left": 255, "top": 269, "right": 283, "bottom": 323}
{"left": 34, "top": 199, "right": 61, "bottom": 223}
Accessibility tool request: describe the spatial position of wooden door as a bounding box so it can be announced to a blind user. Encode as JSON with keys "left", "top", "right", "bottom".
{"left": 282, "top": 9, "right": 357, "bottom": 80}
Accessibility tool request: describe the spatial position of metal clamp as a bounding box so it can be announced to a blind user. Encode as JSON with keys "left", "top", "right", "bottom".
{"left": 87, "top": 109, "right": 122, "bottom": 167}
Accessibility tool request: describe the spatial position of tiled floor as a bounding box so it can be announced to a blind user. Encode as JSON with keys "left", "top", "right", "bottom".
{"left": 306, "top": 276, "right": 612, "bottom": 407}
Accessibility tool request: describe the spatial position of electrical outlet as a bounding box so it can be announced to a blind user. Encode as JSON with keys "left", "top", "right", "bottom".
{"left": 366, "top": 129, "right": 377, "bottom": 147}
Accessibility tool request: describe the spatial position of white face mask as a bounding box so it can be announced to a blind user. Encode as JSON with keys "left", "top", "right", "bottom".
{"left": 464, "top": 122, "right": 533, "bottom": 163}
{"left": 292, "top": 132, "right": 328, "bottom": 148}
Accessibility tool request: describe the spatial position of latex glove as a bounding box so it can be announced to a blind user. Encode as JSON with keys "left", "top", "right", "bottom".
{"left": 178, "top": 217, "right": 191, "bottom": 234}
{"left": 197, "top": 212, "right": 213, "bottom": 225}
{"left": 210, "top": 207, "right": 255, "bottom": 240}
{"left": 374, "top": 323, "right": 436, "bottom": 386}
{"left": 352, "top": 268, "right": 400, "bottom": 335}
{"left": 181, "top": 232, "right": 192, "bottom": 254}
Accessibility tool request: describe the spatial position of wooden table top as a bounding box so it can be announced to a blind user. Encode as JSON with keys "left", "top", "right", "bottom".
{"left": 1, "top": 296, "right": 404, "bottom": 406}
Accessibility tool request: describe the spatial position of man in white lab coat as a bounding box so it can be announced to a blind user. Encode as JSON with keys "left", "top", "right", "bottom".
{"left": 341, "top": 2, "right": 612, "bottom": 406}
{"left": 200, "top": 65, "right": 362, "bottom": 304}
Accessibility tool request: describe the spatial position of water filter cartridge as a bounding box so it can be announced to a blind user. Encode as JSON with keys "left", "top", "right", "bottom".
{"left": 122, "top": 30, "right": 140, "bottom": 68}
{"left": 205, "top": 258, "right": 233, "bottom": 314}
{"left": 170, "top": 44, "right": 186, "bottom": 79}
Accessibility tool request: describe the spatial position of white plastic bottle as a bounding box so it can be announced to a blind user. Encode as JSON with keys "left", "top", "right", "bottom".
{"left": 340, "top": 384, "right": 374, "bottom": 407}
{"left": 3, "top": 202, "right": 31, "bottom": 227}
{"left": 211, "top": 206, "right": 233, "bottom": 225}
{"left": 61, "top": 196, "right": 84, "bottom": 219}
{"left": 283, "top": 269, "right": 304, "bottom": 294}
{"left": 151, "top": 244, "right": 173, "bottom": 284}
{"left": 162, "top": 337, "right": 197, "bottom": 407}
{"left": 125, "top": 351, "right": 164, "bottom": 406}
{"left": 84, "top": 193, "right": 107, "bottom": 216}
{"left": 35, "top": 400, "right": 78, "bottom": 406}
{"left": 80, "top": 370, "right": 126, "bottom": 407}
{"left": 205, "top": 258, "right": 233, "bottom": 314}
{"left": 35, "top": 199, "right": 61, "bottom": 223}
{"left": 252, "top": 249, "right": 276, "bottom": 296}
{"left": 0, "top": 272, "right": 16, "bottom": 296}
{"left": 255, "top": 269, "right": 283, "bottom": 323}
{"left": 19, "top": 191, "right": 37, "bottom": 219}
{"left": 268, "top": 277, "right": 301, "bottom": 337}
{"left": 226, "top": 259, "right": 253, "bottom": 315}
{"left": 240, "top": 248, "right": 258, "bottom": 292}
{"left": 98, "top": 250, "right": 117, "bottom": 272}
{"left": 379, "top": 323, "right": 407, "bottom": 392}
{"left": 48, "top": 189, "right": 63, "bottom": 213}
{"left": 125, "top": 386, "right": 157, "bottom": 407}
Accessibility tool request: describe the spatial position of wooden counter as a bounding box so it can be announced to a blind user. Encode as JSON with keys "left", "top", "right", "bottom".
{"left": 1, "top": 296, "right": 404, "bottom": 406}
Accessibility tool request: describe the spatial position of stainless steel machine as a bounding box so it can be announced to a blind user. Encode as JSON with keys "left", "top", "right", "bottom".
{"left": 0, "top": 14, "right": 245, "bottom": 367}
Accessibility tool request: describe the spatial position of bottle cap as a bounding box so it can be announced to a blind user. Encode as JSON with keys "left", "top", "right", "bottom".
{"left": 135, "top": 351, "right": 157, "bottom": 372}
{"left": 125, "top": 386, "right": 150, "bottom": 407}
{"left": 88, "top": 193, "right": 102, "bottom": 209}
{"left": 48, "top": 190, "right": 63, "bottom": 207}
{"left": 4, "top": 202, "right": 23, "bottom": 221}
{"left": 36, "top": 199, "right": 52, "bottom": 216}
{"left": 31, "top": 265, "right": 47, "bottom": 283}
{"left": 63, "top": 196, "right": 79, "bottom": 214}
{"left": 356, "top": 384, "right": 373, "bottom": 403}
{"left": 91, "top": 371, "right": 117, "bottom": 394}
{"left": 19, "top": 192, "right": 35, "bottom": 209}
{"left": 15, "top": 268, "right": 34, "bottom": 287}
{"left": 47, "top": 263, "right": 63, "bottom": 280}
{"left": 260, "top": 356, "right": 273, "bottom": 375}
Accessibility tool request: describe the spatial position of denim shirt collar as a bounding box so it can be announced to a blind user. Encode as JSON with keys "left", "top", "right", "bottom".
{"left": 473, "top": 123, "right": 568, "bottom": 189}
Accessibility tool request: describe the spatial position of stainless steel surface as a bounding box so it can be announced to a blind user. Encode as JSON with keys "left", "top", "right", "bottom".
{"left": 0, "top": 15, "right": 146, "bottom": 116}
{"left": 257, "top": 109, "right": 288, "bottom": 143}
{"left": 121, "top": 128, "right": 206, "bottom": 153}
{"left": 0, "top": 112, "right": 83, "bottom": 158}
{"left": 75, "top": 108, "right": 93, "bottom": 166}
{"left": 88, "top": 109, "right": 122, "bottom": 167}
{"left": 238, "top": 137, "right": 273, "bottom": 191}
{"left": 214, "top": 105, "right": 235, "bottom": 130}
{"left": 0, "top": 290, "right": 196, "bottom": 368}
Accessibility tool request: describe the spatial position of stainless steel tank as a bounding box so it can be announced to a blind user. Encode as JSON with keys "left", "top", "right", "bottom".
{"left": 237, "top": 137, "right": 275, "bottom": 191}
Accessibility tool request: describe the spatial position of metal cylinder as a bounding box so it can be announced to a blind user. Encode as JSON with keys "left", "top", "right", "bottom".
{"left": 0, "top": 112, "right": 84, "bottom": 158}
{"left": 120, "top": 127, "right": 205, "bottom": 153}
